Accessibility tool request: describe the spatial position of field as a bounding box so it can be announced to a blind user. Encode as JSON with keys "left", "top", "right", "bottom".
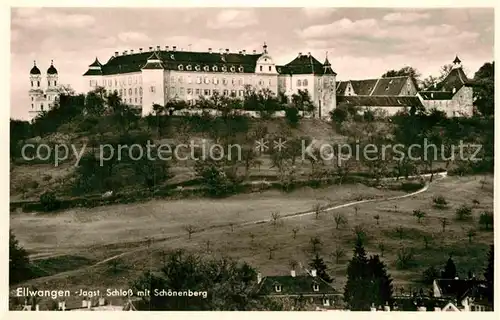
{"left": 9, "top": 174, "right": 493, "bottom": 309}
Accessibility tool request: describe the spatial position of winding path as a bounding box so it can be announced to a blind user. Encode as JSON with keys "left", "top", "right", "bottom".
{"left": 23, "top": 172, "right": 447, "bottom": 284}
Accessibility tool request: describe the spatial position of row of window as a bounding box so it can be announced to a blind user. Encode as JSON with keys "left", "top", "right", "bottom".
{"left": 178, "top": 64, "right": 247, "bottom": 73}
{"left": 170, "top": 88, "right": 246, "bottom": 98}
{"left": 297, "top": 79, "right": 309, "bottom": 87}
{"left": 170, "top": 75, "right": 273, "bottom": 87}
{"left": 30, "top": 81, "right": 41, "bottom": 87}
{"left": 118, "top": 87, "right": 143, "bottom": 97}
{"left": 89, "top": 77, "right": 142, "bottom": 88}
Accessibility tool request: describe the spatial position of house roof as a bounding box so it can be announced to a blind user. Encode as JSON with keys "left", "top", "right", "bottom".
{"left": 434, "top": 279, "right": 487, "bottom": 302}
{"left": 258, "top": 274, "right": 338, "bottom": 296}
{"left": 350, "top": 79, "right": 379, "bottom": 95}
{"left": 277, "top": 54, "right": 336, "bottom": 75}
{"left": 424, "top": 67, "right": 471, "bottom": 92}
{"left": 418, "top": 91, "right": 454, "bottom": 100}
{"left": 371, "top": 76, "right": 410, "bottom": 96}
{"left": 336, "top": 81, "right": 348, "bottom": 94}
{"left": 337, "top": 95, "right": 424, "bottom": 108}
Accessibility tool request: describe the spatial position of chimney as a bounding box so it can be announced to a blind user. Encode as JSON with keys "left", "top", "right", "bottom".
{"left": 257, "top": 272, "right": 262, "bottom": 284}
{"left": 219, "top": 48, "right": 223, "bottom": 54}
{"left": 123, "top": 50, "right": 128, "bottom": 55}
{"left": 242, "top": 49, "right": 246, "bottom": 55}
{"left": 370, "top": 303, "right": 376, "bottom": 312}
{"left": 166, "top": 45, "right": 169, "bottom": 51}
{"left": 308, "top": 52, "right": 311, "bottom": 57}
{"left": 225, "top": 48, "right": 229, "bottom": 53}
{"left": 114, "top": 51, "right": 119, "bottom": 57}
{"left": 139, "top": 48, "right": 143, "bottom": 53}
{"left": 173, "top": 46, "right": 177, "bottom": 51}
{"left": 35, "top": 304, "right": 39, "bottom": 311}
{"left": 98, "top": 297, "right": 105, "bottom": 306}
{"left": 253, "top": 49, "right": 257, "bottom": 54}
{"left": 156, "top": 45, "right": 160, "bottom": 51}
{"left": 291, "top": 270, "right": 296, "bottom": 277}
{"left": 82, "top": 300, "right": 88, "bottom": 308}
{"left": 311, "top": 269, "right": 317, "bottom": 277}
{"left": 149, "top": 46, "right": 153, "bottom": 51}
{"left": 238, "top": 51, "right": 242, "bottom": 54}
{"left": 130, "top": 49, "right": 134, "bottom": 54}
{"left": 298, "top": 52, "right": 302, "bottom": 57}
{"left": 208, "top": 48, "right": 212, "bottom": 54}
{"left": 384, "top": 305, "right": 390, "bottom": 312}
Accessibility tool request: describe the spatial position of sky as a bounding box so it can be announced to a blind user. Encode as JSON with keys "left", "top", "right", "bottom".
{"left": 10, "top": 7, "right": 494, "bottom": 120}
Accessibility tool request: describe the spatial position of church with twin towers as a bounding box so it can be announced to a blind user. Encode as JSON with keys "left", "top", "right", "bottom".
{"left": 28, "top": 60, "right": 59, "bottom": 119}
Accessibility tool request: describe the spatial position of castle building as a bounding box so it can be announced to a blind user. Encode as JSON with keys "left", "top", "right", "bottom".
{"left": 28, "top": 60, "right": 59, "bottom": 120}
{"left": 82, "top": 44, "right": 337, "bottom": 118}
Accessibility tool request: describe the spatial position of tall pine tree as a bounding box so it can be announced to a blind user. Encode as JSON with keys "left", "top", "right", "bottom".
{"left": 483, "top": 245, "right": 494, "bottom": 303}
{"left": 442, "top": 256, "right": 457, "bottom": 279}
{"left": 368, "top": 255, "right": 394, "bottom": 307}
{"left": 344, "top": 237, "right": 371, "bottom": 310}
{"left": 9, "top": 230, "right": 32, "bottom": 285}
{"left": 309, "top": 253, "right": 333, "bottom": 283}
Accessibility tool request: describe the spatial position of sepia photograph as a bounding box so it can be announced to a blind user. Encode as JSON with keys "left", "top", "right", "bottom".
{"left": 8, "top": 5, "right": 495, "bottom": 312}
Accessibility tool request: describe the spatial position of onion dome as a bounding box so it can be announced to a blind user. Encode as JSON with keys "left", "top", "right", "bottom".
{"left": 30, "top": 61, "right": 41, "bottom": 75}
{"left": 47, "top": 60, "right": 58, "bottom": 74}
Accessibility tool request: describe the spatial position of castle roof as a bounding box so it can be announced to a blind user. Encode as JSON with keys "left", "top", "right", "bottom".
{"left": 47, "top": 60, "right": 58, "bottom": 75}
{"left": 276, "top": 53, "right": 336, "bottom": 75}
{"left": 424, "top": 67, "right": 471, "bottom": 92}
{"left": 337, "top": 95, "right": 424, "bottom": 108}
{"left": 30, "top": 61, "right": 41, "bottom": 75}
{"left": 258, "top": 274, "right": 338, "bottom": 296}
{"left": 336, "top": 81, "right": 348, "bottom": 94}
{"left": 341, "top": 76, "right": 415, "bottom": 96}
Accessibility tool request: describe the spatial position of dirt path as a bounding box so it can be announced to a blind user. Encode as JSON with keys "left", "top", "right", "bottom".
{"left": 23, "top": 172, "right": 446, "bottom": 284}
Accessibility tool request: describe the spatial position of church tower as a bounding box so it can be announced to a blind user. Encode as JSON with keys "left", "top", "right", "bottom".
{"left": 46, "top": 60, "right": 59, "bottom": 107}
{"left": 29, "top": 61, "right": 43, "bottom": 118}
{"left": 319, "top": 52, "right": 337, "bottom": 119}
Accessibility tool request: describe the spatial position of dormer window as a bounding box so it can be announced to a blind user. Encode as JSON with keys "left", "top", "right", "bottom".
{"left": 195, "top": 65, "right": 201, "bottom": 71}
{"left": 274, "top": 285, "right": 282, "bottom": 293}
{"left": 313, "top": 284, "right": 320, "bottom": 292}
{"left": 222, "top": 66, "right": 227, "bottom": 72}
{"left": 186, "top": 65, "right": 192, "bottom": 71}
{"left": 238, "top": 66, "right": 244, "bottom": 72}
{"left": 204, "top": 66, "right": 209, "bottom": 72}
{"left": 322, "top": 298, "right": 330, "bottom": 306}
{"left": 230, "top": 66, "right": 236, "bottom": 72}
{"left": 178, "top": 65, "right": 184, "bottom": 71}
{"left": 213, "top": 66, "right": 218, "bottom": 72}
{"left": 170, "top": 54, "right": 175, "bottom": 60}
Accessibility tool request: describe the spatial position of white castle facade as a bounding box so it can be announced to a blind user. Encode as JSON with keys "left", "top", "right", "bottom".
{"left": 81, "top": 43, "right": 337, "bottom": 118}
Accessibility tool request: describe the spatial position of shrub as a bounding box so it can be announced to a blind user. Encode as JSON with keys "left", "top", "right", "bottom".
{"left": 455, "top": 205, "right": 473, "bottom": 221}
{"left": 479, "top": 211, "right": 494, "bottom": 230}
{"left": 432, "top": 195, "right": 448, "bottom": 209}
{"left": 421, "top": 266, "right": 440, "bottom": 285}
{"left": 285, "top": 107, "right": 300, "bottom": 127}
{"left": 396, "top": 247, "right": 415, "bottom": 270}
{"left": 400, "top": 182, "right": 425, "bottom": 192}
{"left": 39, "top": 191, "right": 60, "bottom": 212}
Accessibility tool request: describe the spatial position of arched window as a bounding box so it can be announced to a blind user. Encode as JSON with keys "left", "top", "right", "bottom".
{"left": 238, "top": 66, "right": 244, "bottom": 72}
{"left": 213, "top": 66, "right": 218, "bottom": 72}
{"left": 139, "top": 87, "right": 143, "bottom": 96}
{"left": 129, "top": 88, "right": 132, "bottom": 95}
{"left": 204, "top": 66, "right": 209, "bottom": 72}
{"left": 204, "top": 77, "right": 210, "bottom": 84}
{"left": 31, "top": 81, "right": 33, "bottom": 87}
{"left": 178, "top": 64, "right": 184, "bottom": 71}
{"left": 297, "top": 80, "right": 302, "bottom": 86}
{"left": 222, "top": 66, "right": 227, "bottom": 72}
{"left": 195, "top": 65, "right": 201, "bottom": 71}
{"left": 230, "top": 66, "right": 236, "bottom": 72}
{"left": 186, "top": 65, "right": 192, "bottom": 71}
{"left": 303, "top": 79, "right": 308, "bottom": 86}
{"left": 213, "top": 77, "right": 219, "bottom": 84}
{"left": 37, "top": 81, "right": 40, "bottom": 87}
{"left": 260, "top": 66, "right": 263, "bottom": 72}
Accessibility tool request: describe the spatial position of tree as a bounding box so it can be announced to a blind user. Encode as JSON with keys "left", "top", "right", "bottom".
{"left": 479, "top": 211, "right": 494, "bottom": 230}
{"left": 442, "top": 256, "right": 457, "bottom": 279}
{"left": 456, "top": 205, "right": 472, "bottom": 221}
{"left": 291, "top": 89, "right": 315, "bottom": 117}
{"left": 334, "top": 213, "right": 347, "bottom": 229}
{"left": 483, "top": 245, "right": 493, "bottom": 303}
{"left": 473, "top": 62, "right": 494, "bottom": 116}
{"left": 344, "top": 237, "right": 371, "bottom": 310}
{"left": 466, "top": 228, "right": 476, "bottom": 244}
{"left": 381, "top": 66, "right": 421, "bottom": 80}
{"left": 309, "top": 253, "right": 333, "bottom": 283}
{"left": 373, "top": 214, "right": 380, "bottom": 225}
{"left": 309, "top": 236, "right": 322, "bottom": 254}
{"left": 412, "top": 210, "right": 426, "bottom": 224}
{"left": 313, "top": 203, "right": 324, "bottom": 220}
{"left": 9, "top": 230, "right": 32, "bottom": 285}
{"left": 285, "top": 107, "right": 300, "bottom": 127}
{"left": 368, "top": 255, "right": 394, "bottom": 307}
{"left": 292, "top": 227, "right": 299, "bottom": 239}
{"left": 184, "top": 225, "right": 196, "bottom": 240}
{"left": 332, "top": 248, "right": 345, "bottom": 264}
{"left": 131, "top": 250, "right": 275, "bottom": 310}
{"left": 421, "top": 266, "right": 440, "bottom": 285}
{"left": 271, "top": 211, "right": 281, "bottom": 228}
{"left": 396, "top": 247, "right": 415, "bottom": 270}
{"left": 440, "top": 217, "right": 449, "bottom": 232}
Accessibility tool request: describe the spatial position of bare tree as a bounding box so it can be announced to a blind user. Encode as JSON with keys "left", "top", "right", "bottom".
{"left": 440, "top": 218, "right": 448, "bottom": 232}
{"left": 395, "top": 226, "right": 405, "bottom": 240}
{"left": 249, "top": 232, "right": 255, "bottom": 244}
{"left": 467, "top": 228, "right": 476, "bottom": 244}
{"left": 271, "top": 211, "right": 281, "bottom": 228}
{"left": 412, "top": 210, "right": 426, "bottom": 224}
{"left": 394, "top": 205, "right": 399, "bottom": 212}
{"left": 289, "top": 259, "right": 298, "bottom": 271}
{"left": 332, "top": 248, "right": 345, "bottom": 264}
{"left": 354, "top": 206, "right": 360, "bottom": 215}
{"left": 205, "top": 240, "right": 211, "bottom": 252}
{"left": 229, "top": 222, "right": 235, "bottom": 232}
{"left": 268, "top": 245, "right": 277, "bottom": 259}
{"left": 313, "top": 203, "right": 324, "bottom": 220}
{"left": 423, "top": 236, "right": 431, "bottom": 250}
{"left": 292, "top": 227, "right": 299, "bottom": 239}
{"left": 184, "top": 225, "right": 196, "bottom": 239}
{"left": 334, "top": 213, "right": 347, "bottom": 229}
{"left": 310, "top": 236, "right": 322, "bottom": 254}
{"left": 353, "top": 225, "right": 367, "bottom": 243}
{"left": 374, "top": 214, "right": 380, "bottom": 225}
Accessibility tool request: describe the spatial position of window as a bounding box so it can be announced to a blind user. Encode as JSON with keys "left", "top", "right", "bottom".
{"left": 258, "top": 80, "right": 263, "bottom": 86}
{"left": 260, "top": 66, "right": 263, "bottom": 72}
{"left": 128, "top": 77, "right": 132, "bottom": 85}
{"left": 223, "top": 89, "right": 229, "bottom": 96}
{"left": 274, "top": 285, "right": 282, "bottom": 293}
{"left": 135, "top": 88, "right": 138, "bottom": 95}
{"left": 38, "top": 81, "right": 40, "bottom": 87}
{"left": 239, "top": 90, "right": 244, "bottom": 97}
{"left": 195, "top": 88, "right": 201, "bottom": 95}
{"left": 213, "top": 77, "right": 219, "bottom": 85}
{"left": 89, "top": 80, "right": 92, "bottom": 87}
{"left": 204, "top": 66, "right": 209, "bottom": 72}
{"left": 31, "top": 97, "right": 33, "bottom": 101}
{"left": 213, "top": 89, "right": 219, "bottom": 95}
{"left": 178, "top": 76, "right": 183, "bottom": 84}
{"left": 135, "top": 98, "right": 137, "bottom": 103}
{"left": 269, "top": 66, "right": 272, "bottom": 72}
{"left": 186, "top": 65, "right": 192, "bottom": 71}
{"left": 119, "top": 89, "right": 123, "bottom": 95}
{"left": 297, "top": 80, "right": 302, "bottom": 86}
{"left": 204, "top": 89, "right": 211, "bottom": 96}
{"left": 150, "top": 86, "right": 156, "bottom": 93}
{"left": 48, "top": 96, "right": 51, "bottom": 101}
{"left": 230, "top": 66, "right": 236, "bottom": 72}
{"left": 231, "top": 90, "right": 236, "bottom": 97}
{"left": 303, "top": 79, "right": 308, "bottom": 86}
{"left": 48, "top": 80, "right": 51, "bottom": 87}
{"left": 140, "top": 97, "right": 143, "bottom": 104}
{"left": 31, "top": 104, "right": 33, "bottom": 109}
{"left": 232, "top": 78, "right": 236, "bottom": 86}
{"left": 40, "top": 104, "right": 44, "bottom": 111}
{"left": 322, "top": 299, "right": 330, "bottom": 306}
{"left": 195, "top": 65, "right": 201, "bottom": 71}
{"left": 222, "top": 78, "right": 228, "bottom": 85}
{"left": 170, "top": 87, "right": 176, "bottom": 96}
{"left": 115, "top": 79, "right": 118, "bottom": 86}
{"left": 124, "top": 89, "right": 127, "bottom": 96}
{"left": 180, "top": 87, "right": 185, "bottom": 95}
{"left": 31, "top": 81, "right": 33, "bottom": 87}
{"left": 178, "top": 64, "right": 184, "bottom": 71}
{"left": 129, "top": 88, "right": 132, "bottom": 95}
{"left": 238, "top": 78, "right": 243, "bottom": 85}
{"left": 222, "top": 66, "right": 227, "bottom": 72}
{"left": 108, "top": 80, "right": 112, "bottom": 86}
{"left": 313, "top": 284, "right": 320, "bottom": 292}
{"left": 187, "top": 76, "right": 192, "bottom": 84}
{"left": 187, "top": 88, "right": 193, "bottom": 95}
{"left": 196, "top": 77, "right": 202, "bottom": 84}
{"left": 129, "top": 98, "right": 132, "bottom": 103}
{"left": 204, "top": 77, "right": 210, "bottom": 84}
{"left": 213, "top": 66, "right": 218, "bottom": 72}
{"left": 139, "top": 87, "right": 143, "bottom": 96}
{"left": 238, "top": 66, "right": 243, "bottom": 72}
